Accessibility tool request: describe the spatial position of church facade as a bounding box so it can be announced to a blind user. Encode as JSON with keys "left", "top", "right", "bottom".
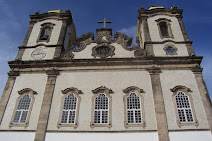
{"left": 0, "top": 6, "right": 212, "bottom": 141}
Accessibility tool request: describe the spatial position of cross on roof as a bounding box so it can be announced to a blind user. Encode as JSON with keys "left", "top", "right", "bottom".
{"left": 98, "top": 17, "right": 112, "bottom": 28}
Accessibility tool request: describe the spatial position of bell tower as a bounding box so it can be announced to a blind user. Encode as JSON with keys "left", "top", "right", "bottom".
{"left": 136, "top": 6, "right": 195, "bottom": 57}
{"left": 16, "top": 9, "right": 76, "bottom": 61}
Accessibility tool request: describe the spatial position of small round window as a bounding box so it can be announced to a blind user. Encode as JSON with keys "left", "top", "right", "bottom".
{"left": 166, "top": 46, "right": 175, "bottom": 54}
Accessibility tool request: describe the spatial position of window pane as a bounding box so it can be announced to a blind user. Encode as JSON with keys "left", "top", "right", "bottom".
{"left": 160, "top": 22, "right": 169, "bottom": 37}
{"left": 61, "top": 111, "right": 68, "bottom": 123}
{"left": 127, "top": 111, "right": 134, "bottom": 123}
{"left": 13, "top": 111, "right": 21, "bottom": 123}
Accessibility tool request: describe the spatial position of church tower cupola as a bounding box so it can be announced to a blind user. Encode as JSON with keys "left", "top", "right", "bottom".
{"left": 16, "top": 9, "right": 76, "bottom": 61}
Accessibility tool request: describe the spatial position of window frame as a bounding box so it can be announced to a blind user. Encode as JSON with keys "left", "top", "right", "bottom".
{"left": 163, "top": 44, "right": 178, "bottom": 55}
{"left": 156, "top": 18, "right": 174, "bottom": 39}
{"left": 37, "top": 22, "right": 55, "bottom": 43}
{"left": 90, "top": 86, "right": 113, "bottom": 128}
{"left": 9, "top": 88, "right": 37, "bottom": 127}
{"left": 123, "top": 86, "right": 146, "bottom": 128}
{"left": 57, "top": 87, "right": 83, "bottom": 128}
{"left": 171, "top": 85, "right": 198, "bottom": 127}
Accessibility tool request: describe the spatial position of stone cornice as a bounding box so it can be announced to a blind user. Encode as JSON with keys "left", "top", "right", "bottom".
{"left": 138, "top": 6, "right": 183, "bottom": 19}
{"left": 8, "top": 56, "right": 203, "bottom": 69}
{"left": 144, "top": 40, "right": 193, "bottom": 45}
{"left": 29, "top": 10, "right": 73, "bottom": 23}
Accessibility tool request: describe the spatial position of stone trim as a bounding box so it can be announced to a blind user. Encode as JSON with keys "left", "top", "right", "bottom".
{"left": 21, "top": 21, "right": 36, "bottom": 46}
{"left": 53, "top": 46, "right": 63, "bottom": 59}
{"left": 123, "top": 86, "right": 146, "bottom": 128}
{"left": 0, "top": 71, "right": 19, "bottom": 125}
{"left": 147, "top": 67, "right": 170, "bottom": 141}
{"left": 9, "top": 88, "right": 37, "bottom": 128}
{"left": 57, "top": 87, "right": 83, "bottom": 128}
{"left": 145, "top": 40, "right": 193, "bottom": 45}
{"left": 191, "top": 67, "right": 212, "bottom": 133}
{"left": 170, "top": 85, "right": 198, "bottom": 127}
{"left": 186, "top": 44, "right": 195, "bottom": 56}
{"left": 34, "top": 70, "right": 59, "bottom": 141}
{"left": 37, "top": 23, "right": 55, "bottom": 43}
{"left": 156, "top": 18, "right": 174, "bottom": 39}
{"left": 142, "top": 18, "right": 151, "bottom": 42}
{"left": 90, "top": 86, "right": 113, "bottom": 128}
{"left": 8, "top": 56, "right": 203, "bottom": 69}
{"left": 177, "top": 16, "right": 190, "bottom": 41}
{"left": 15, "top": 48, "right": 25, "bottom": 61}
{"left": 163, "top": 44, "right": 178, "bottom": 55}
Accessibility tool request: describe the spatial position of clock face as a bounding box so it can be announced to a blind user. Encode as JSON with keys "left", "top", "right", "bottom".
{"left": 31, "top": 46, "right": 47, "bottom": 60}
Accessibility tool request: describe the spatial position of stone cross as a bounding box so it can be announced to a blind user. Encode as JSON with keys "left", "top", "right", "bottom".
{"left": 98, "top": 17, "right": 112, "bottom": 28}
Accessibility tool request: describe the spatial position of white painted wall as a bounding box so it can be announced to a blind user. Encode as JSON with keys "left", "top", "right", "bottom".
{"left": 73, "top": 43, "right": 135, "bottom": 59}
{"left": 45, "top": 132, "right": 159, "bottom": 141}
{"left": 147, "top": 15, "right": 184, "bottom": 42}
{"left": 160, "top": 70, "right": 210, "bottom": 130}
{"left": 153, "top": 43, "right": 189, "bottom": 57}
{"left": 22, "top": 46, "right": 55, "bottom": 61}
{"left": 48, "top": 70, "right": 157, "bottom": 131}
{"left": 169, "top": 131, "right": 212, "bottom": 141}
{"left": 0, "top": 73, "right": 47, "bottom": 130}
{"left": 0, "top": 132, "right": 35, "bottom": 141}
{"left": 27, "top": 19, "right": 62, "bottom": 46}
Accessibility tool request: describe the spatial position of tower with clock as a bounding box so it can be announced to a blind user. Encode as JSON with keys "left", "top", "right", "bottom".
{"left": 0, "top": 6, "right": 211, "bottom": 141}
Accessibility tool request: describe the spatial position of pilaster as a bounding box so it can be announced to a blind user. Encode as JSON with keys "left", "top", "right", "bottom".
{"left": 0, "top": 71, "right": 19, "bottom": 124}
{"left": 142, "top": 17, "right": 151, "bottom": 42}
{"left": 191, "top": 67, "right": 212, "bottom": 133}
{"left": 147, "top": 67, "right": 169, "bottom": 141}
{"left": 177, "top": 16, "right": 190, "bottom": 41}
{"left": 22, "top": 21, "right": 36, "bottom": 46}
{"left": 34, "top": 69, "right": 59, "bottom": 141}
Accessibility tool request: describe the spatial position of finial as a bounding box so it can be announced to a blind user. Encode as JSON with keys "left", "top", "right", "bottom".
{"left": 98, "top": 17, "right": 112, "bottom": 28}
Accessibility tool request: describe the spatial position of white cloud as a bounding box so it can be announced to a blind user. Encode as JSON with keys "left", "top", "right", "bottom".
{"left": 118, "top": 25, "right": 137, "bottom": 44}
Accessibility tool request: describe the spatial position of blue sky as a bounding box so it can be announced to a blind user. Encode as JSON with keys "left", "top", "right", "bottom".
{"left": 0, "top": 0, "right": 211, "bottom": 98}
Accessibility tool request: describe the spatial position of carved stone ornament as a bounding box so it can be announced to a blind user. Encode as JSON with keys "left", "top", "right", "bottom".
{"left": 132, "top": 45, "right": 147, "bottom": 57}
{"left": 73, "top": 32, "right": 94, "bottom": 52}
{"left": 31, "top": 46, "right": 47, "bottom": 60}
{"left": 61, "top": 87, "right": 83, "bottom": 94}
{"left": 170, "top": 85, "right": 192, "bottom": 92}
{"left": 62, "top": 48, "right": 74, "bottom": 60}
{"left": 123, "top": 86, "right": 144, "bottom": 93}
{"left": 114, "top": 32, "right": 132, "bottom": 50}
{"left": 96, "top": 29, "right": 112, "bottom": 43}
{"left": 92, "top": 43, "right": 115, "bottom": 58}
{"left": 92, "top": 86, "right": 114, "bottom": 94}
{"left": 18, "top": 88, "right": 37, "bottom": 95}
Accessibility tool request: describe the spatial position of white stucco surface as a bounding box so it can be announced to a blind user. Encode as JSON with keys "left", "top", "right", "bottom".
{"left": 169, "top": 131, "right": 212, "bottom": 141}
{"left": 22, "top": 46, "right": 55, "bottom": 60}
{"left": 0, "top": 132, "right": 35, "bottom": 141}
{"left": 45, "top": 132, "right": 158, "bottom": 141}
{"left": 160, "top": 70, "right": 209, "bottom": 130}
{"left": 153, "top": 43, "right": 189, "bottom": 56}
{"left": 48, "top": 70, "right": 157, "bottom": 131}
{"left": 73, "top": 43, "right": 135, "bottom": 59}
{"left": 147, "top": 15, "right": 184, "bottom": 42}
{"left": 27, "top": 19, "right": 62, "bottom": 46}
{"left": 0, "top": 73, "right": 47, "bottom": 130}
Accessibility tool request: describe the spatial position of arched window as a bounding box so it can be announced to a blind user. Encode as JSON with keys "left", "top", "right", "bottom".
{"left": 156, "top": 18, "right": 173, "bottom": 38}
{"left": 10, "top": 88, "right": 37, "bottom": 127}
{"left": 123, "top": 86, "right": 146, "bottom": 128}
{"left": 126, "top": 93, "right": 142, "bottom": 123}
{"left": 171, "top": 85, "right": 198, "bottom": 127}
{"left": 94, "top": 93, "right": 109, "bottom": 124}
{"left": 37, "top": 23, "right": 55, "bottom": 42}
{"left": 58, "top": 87, "right": 82, "bottom": 128}
{"left": 61, "top": 94, "right": 78, "bottom": 124}
{"left": 175, "top": 91, "right": 193, "bottom": 122}
{"left": 159, "top": 22, "right": 169, "bottom": 37}
{"left": 91, "top": 86, "right": 113, "bottom": 128}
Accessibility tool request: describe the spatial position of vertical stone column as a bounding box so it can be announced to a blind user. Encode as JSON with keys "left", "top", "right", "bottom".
{"left": 54, "top": 20, "right": 68, "bottom": 59}
{"left": 0, "top": 71, "right": 19, "bottom": 124}
{"left": 34, "top": 70, "right": 59, "bottom": 141}
{"left": 147, "top": 67, "right": 169, "bottom": 141}
{"left": 142, "top": 17, "right": 151, "bottom": 42}
{"left": 177, "top": 16, "right": 189, "bottom": 41}
{"left": 191, "top": 67, "right": 212, "bottom": 133}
